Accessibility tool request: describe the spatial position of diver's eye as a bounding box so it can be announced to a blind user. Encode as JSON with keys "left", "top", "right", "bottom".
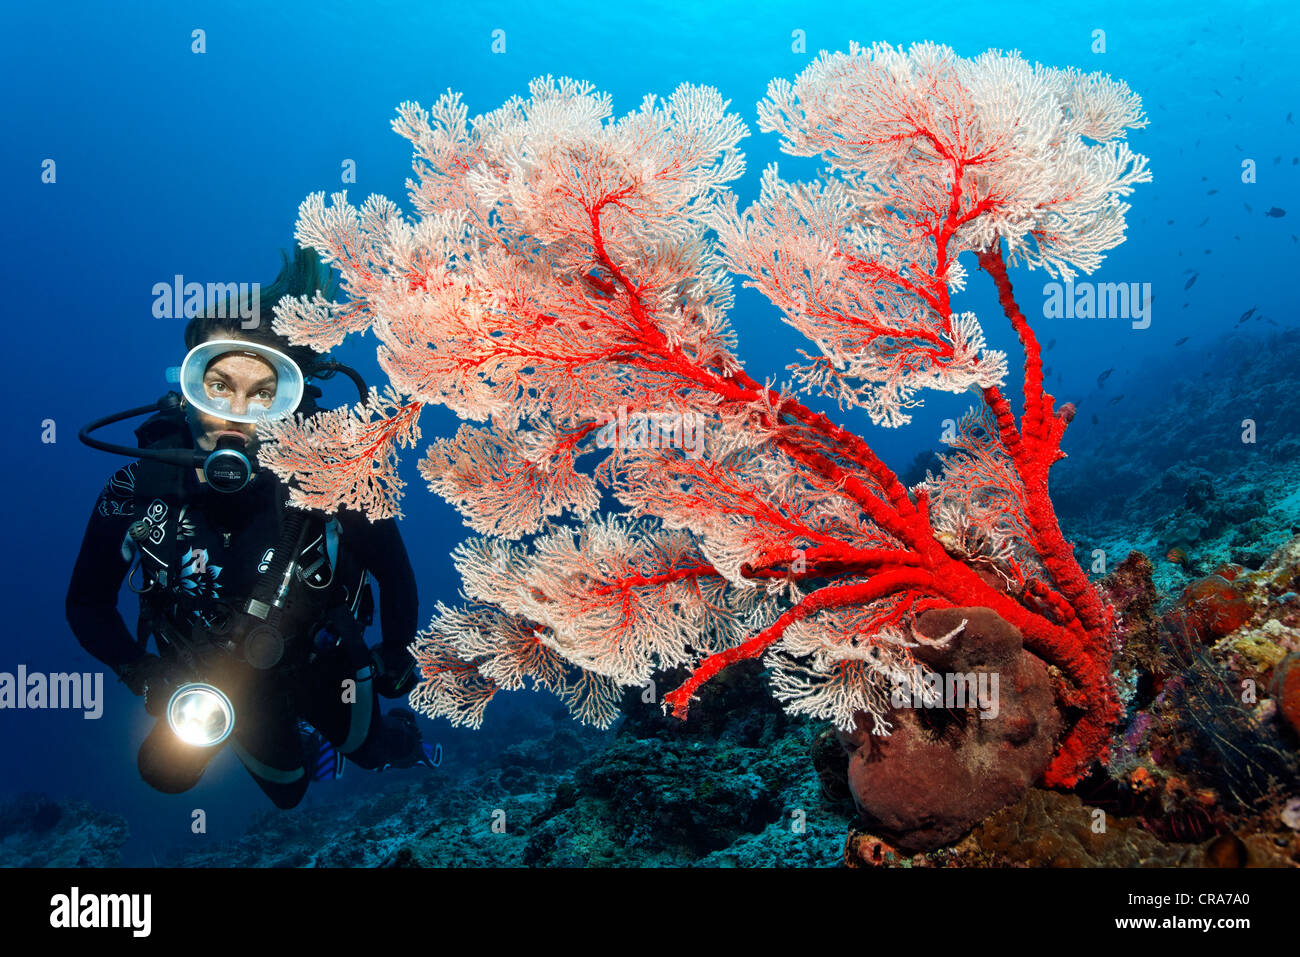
{"left": 256, "top": 389, "right": 275, "bottom": 401}
{"left": 206, "top": 379, "right": 229, "bottom": 395}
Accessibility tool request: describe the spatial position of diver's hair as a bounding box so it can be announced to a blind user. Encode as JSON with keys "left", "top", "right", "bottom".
{"left": 183, "top": 244, "right": 336, "bottom": 375}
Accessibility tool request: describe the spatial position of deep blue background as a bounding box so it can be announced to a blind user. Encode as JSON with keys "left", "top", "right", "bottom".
{"left": 1, "top": 0, "right": 1295, "bottom": 864}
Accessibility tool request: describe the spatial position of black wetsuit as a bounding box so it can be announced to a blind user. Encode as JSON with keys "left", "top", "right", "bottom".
{"left": 66, "top": 450, "right": 422, "bottom": 808}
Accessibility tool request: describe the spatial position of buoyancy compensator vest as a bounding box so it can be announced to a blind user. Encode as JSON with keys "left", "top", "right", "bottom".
{"left": 124, "top": 392, "right": 375, "bottom": 673}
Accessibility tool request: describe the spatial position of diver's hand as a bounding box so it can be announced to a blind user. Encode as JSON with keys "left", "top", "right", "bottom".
{"left": 370, "top": 643, "right": 417, "bottom": 698}
{"left": 116, "top": 654, "right": 163, "bottom": 696}
{"left": 116, "top": 654, "right": 181, "bottom": 717}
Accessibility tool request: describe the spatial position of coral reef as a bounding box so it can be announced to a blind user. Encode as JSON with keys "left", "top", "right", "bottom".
{"left": 171, "top": 665, "right": 852, "bottom": 868}
{"left": 841, "top": 534, "right": 1300, "bottom": 867}
{"left": 1055, "top": 327, "right": 1300, "bottom": 595}
{"left": 1093, "top": 536, "right": 1300, "bottom": 859}
{"left": 0, "top": 793, "right": 129, "bottom": 867}
{"left": 846, "top": 788, "right": 1294, "bottom": 867}
{"left": 37, "top": 538, "right": 1300, "bottom": 869}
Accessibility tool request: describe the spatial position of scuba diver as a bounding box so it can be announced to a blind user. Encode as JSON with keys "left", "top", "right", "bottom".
{"left": 66, "top": 248, "right": 439, "bottom": 809}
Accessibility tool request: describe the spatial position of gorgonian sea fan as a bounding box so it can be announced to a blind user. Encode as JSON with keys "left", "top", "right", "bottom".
{"left": 257, "top": 42, "right": 1151, "bottom": 787}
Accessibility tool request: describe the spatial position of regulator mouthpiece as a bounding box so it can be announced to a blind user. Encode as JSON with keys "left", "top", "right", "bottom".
{"left": 202, "top": 433, "right": 253, "bottom": 493}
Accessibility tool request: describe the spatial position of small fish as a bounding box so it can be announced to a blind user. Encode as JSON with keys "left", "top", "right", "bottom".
{"left": 1237, "top": 314, "right": 1251, "bottom": 324}
{"left": 1213, "top": 89, "right": 1223, "bottom": 97}
{"left": 1207, "top": 189, "right": 1219, "bottom": 195}
{"left": 1197, "top": 217, "right": 1209, "bottom": 227}
{"left": 1275, "top": 156, "right": 1282, "bottom": 164}
{"left": 1239, "top": 306, "right": 1257, "bottom": 322}
{"left": 1108, "top": 394, "right": 1126, "bottom": 405}
{"left": 1184, "top": 273, "right": 1198, "bottom": 290}
{"left": 1043, "top": 366, "right": 1053, "bottom": 378}
{"left": 1045, "top": 339, "right": 1057, "bottom": 351}
{"left": 1289, "top": 112, "right": 1295, "bottom": 124}
{"left": 1266, "top": 207, "right": 1287, "bottom": 217}
{"left": 1175, "top": 336, "right": 1189, "bottom": 346}
{"left": 1097, "top": 368, "right": 1114, "bottom": 387}
{"left": 1265, "top": 317, "right": 1278, "bottom": 326}
{"left": 1091, "top": 414, "right": 1099, "bottom": 425}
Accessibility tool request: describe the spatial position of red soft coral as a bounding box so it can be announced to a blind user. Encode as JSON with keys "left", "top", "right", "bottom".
{"left": 260, "top": 44, "right": 1150, "bottom": 787}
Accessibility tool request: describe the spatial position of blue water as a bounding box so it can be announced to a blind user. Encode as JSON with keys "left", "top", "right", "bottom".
{"left": 2, "top": 0, "right": 1296, "bottom": 865}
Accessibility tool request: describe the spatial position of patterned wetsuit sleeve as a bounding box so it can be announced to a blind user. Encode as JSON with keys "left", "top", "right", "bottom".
{"left": 338, "top": 511, "right": 419, "bottom": 650}
{"left": 65, "top": 464, "right": 146, "bottom": 671}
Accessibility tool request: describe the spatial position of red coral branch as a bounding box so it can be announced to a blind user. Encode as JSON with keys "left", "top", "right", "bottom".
{"left": 975, "top": 244, "right": 1116, "bottom": 655}
{"left": 663, "top": 569, "right": 936, "bottom": 717}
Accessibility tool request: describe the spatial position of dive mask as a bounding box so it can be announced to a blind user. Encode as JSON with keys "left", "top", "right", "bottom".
{"left": 79, "top": 347, "right": 366, "bottom": 494}
{"left": 177, "top": 339, "right": 305, "bottom": 424}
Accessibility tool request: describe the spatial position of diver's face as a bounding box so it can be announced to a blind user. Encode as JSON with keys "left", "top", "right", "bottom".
{"left": 186, "top": 350, "right": 278, "bottom": 452}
